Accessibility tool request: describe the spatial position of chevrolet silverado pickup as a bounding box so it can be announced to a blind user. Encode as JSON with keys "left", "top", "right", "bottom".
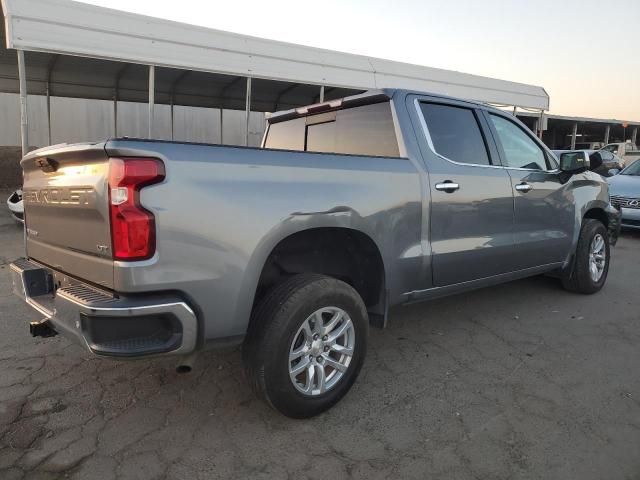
{"left": 10, "top": 89, "right": 620, "bottom": 418}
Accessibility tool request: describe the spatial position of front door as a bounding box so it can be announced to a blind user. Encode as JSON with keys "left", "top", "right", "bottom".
{"left": 484, "top": 112, "right": 573, "bottom": 268}
{"left": 415, "top": 99, "right": 516, "bottom": 287}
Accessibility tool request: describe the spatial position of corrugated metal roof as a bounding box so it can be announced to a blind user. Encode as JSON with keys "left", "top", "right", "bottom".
{"left": 517, "top": 111, "right": 640, "bottom": 127}
{"left": 1, "top": 0, "right": 550, "bottom": 110}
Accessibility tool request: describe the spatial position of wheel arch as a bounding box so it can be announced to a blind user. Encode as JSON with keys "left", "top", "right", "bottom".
{"left": 564, "top": 199, "right": 610, "bottom": 268}
{"left": 241, "top": 225, "right": 388, "bottom": 334}
{"left": 583, "top": 206, "right": 610, "bottom": 228}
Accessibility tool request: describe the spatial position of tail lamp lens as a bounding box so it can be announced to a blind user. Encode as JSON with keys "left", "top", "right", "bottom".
{"left": 108, "top": 158, "right": 165, "bottom": 260}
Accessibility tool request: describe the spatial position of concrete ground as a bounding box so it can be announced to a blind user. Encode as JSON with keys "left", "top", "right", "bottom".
{"left": 1, "top": 190, "right": 639, "bottom": 480}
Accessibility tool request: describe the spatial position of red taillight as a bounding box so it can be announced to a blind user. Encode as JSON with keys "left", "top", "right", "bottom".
{"left": 108, "top": 157, "right": 165, "bottom": 261}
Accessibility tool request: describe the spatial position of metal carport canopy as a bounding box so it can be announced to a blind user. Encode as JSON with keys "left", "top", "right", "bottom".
{"left": 1, "top": 0, "right": 549, "bottom": 110}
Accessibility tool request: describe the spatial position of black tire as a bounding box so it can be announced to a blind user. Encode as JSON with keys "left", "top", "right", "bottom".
{"left": 562, "top": 219, "right": 610, "bottom": 294}
{"left": 243, "top": 274, "right": 368, "bottom": 418}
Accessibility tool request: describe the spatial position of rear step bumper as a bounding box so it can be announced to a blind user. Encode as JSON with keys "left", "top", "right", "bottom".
{"left": 10, "top": 258, "right": 198, "bottom": 358}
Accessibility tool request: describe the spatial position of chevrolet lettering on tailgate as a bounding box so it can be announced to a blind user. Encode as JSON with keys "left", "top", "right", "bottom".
{"left": 22, "top": 187, "right": 96, "bottom": 207}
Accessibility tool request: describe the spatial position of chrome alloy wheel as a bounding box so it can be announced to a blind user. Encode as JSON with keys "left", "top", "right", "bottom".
{"left": 288, "top": 307, "right": 355, "bottom": 396}
{"left": 589, "top": 233, "right": 607, "bottom": 282}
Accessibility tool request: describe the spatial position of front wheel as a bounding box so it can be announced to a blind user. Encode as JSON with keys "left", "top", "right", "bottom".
{"left": 562, "top": 219, "right": 610, "bottom": 294}
{"left": 243, "top": 274, "right": 368, "bottom": 418}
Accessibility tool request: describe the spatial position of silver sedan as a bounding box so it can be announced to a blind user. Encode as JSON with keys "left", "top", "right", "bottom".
{"left": 608, "top": 162, "right": 640, "bottom": 229}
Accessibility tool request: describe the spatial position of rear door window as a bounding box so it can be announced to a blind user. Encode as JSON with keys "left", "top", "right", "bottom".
{"left": 265, "top": 101, "right": 400, "bottom": 157}
{"left": 419, "top": 103, "right": 491, "bottom": 165}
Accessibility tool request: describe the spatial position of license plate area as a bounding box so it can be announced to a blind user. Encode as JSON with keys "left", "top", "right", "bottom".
{"left": 50, "top": 269, "right": 82, "bottom": 293}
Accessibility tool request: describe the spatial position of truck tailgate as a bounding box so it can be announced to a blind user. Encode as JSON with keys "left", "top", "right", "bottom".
{"left": 21, "top": 143, "right": 114, "bottom": 289}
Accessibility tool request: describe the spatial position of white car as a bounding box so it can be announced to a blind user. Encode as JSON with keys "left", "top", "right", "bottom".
{"left": 6, "top": 189, "right": 24, "bottom": 223}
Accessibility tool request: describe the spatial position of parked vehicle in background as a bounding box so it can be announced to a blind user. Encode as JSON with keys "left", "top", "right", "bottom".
{"left": 552, "top": 150, "right": 624, "bottom": 177}
{"left": 592, "top": 150, "right": 626, "bottom": 175}
{"left": 603, "top": 142, "right": 640, "bottom": 165}
{"left": 6, "top": 189, "right": 24, "bottom": 223}
{"left": 608, "top": 161, "right": 640, "bottom": 229}
{"left": 566, "top": 142, "right": 604, "bottom": 150}
{"left": 10, "top": 89, "right": 620, "bottom": 418}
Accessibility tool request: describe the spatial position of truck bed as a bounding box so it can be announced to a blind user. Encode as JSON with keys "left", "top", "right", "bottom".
{"left": 19, "top": 139, "right": 423, "bottom": 340}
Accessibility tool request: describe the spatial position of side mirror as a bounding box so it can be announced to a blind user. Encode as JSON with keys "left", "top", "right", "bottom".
{"left": 608, "top": 168, "right": 620, "bottom": 176}
{"left": 560, "top": 151, "right": 590, "bottom": 174}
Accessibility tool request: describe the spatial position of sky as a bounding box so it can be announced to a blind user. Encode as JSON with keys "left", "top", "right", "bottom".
{"left": 79, "top": 0, "right": 640, "bottom": 120}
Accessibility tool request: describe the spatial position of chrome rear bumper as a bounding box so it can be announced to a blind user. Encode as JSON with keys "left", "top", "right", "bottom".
{"left": 10, "top": 258, "right": 198, "bottom": 358}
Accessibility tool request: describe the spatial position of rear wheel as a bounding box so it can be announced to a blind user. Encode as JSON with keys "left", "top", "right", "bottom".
{"left": 562, "top": 219, "right": 610, "bottom": 294}
{"left": 243, "top": 274, "right": 368, "bottom": 418}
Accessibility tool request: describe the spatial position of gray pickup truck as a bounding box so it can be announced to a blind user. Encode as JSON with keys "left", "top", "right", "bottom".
{"left": 10, "top": 89, "right": 620, "bottom": 417}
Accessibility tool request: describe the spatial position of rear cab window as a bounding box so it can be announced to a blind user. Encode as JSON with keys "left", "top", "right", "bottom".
{"left": 264, "top": 101, "right": 400, "bottom": 158}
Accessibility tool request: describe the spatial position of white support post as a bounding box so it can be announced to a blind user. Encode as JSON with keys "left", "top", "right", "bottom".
{"left": 571, "top": 122, "right": 578, "bottom": 150}
{"left": 219, "top": 108, "right": 224, "bottom": 144}
{"left": 44, "top": 56, "right": 59, "bottom": 145}
{"left": 538, "top": 111, "right": 544, "bottom": 139}
{"left": 113, "top": 90, "right": 118, "bottom": 137}
{"left": 170, "top": 98, "right": 174, "bottom": 141}
{"left": 148, "top": 65, "right": 155, "bottom": 139}
{"left": 319, "top": 85, "right": 325, "bottom": 103}
{"left": 632, "top": 127, "right": 638, "bottom": 146}
{"left": 604, "top": 125, "right": 610, "bottom": 145}
{"left": 245, "top": 77, "right": 252, "bottom": 147}
{"left": 17, "top": 50, "right": 29, "bottom": 157}
{"left": 46, "top": 82, "right": 52, "bottom": 145}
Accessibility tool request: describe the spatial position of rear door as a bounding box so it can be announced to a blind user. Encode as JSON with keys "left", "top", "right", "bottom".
{"left": 21, "top": 143, "right": 114, "bottom": 289}
{"left": 413, "top": 97, "right": 517, "bottom": 287}
{"left": 483, "top": 112, "right": 573, "bottom": 268}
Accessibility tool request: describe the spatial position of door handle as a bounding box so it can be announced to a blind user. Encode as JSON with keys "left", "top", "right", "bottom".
{"left": 515, "top": 182, "right": 532, "bottom": 193}
{"left": 435, "top": 181, "right": 460, "bottom": 193}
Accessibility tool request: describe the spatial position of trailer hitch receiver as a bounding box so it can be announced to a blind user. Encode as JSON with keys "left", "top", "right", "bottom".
{"left": 30, "top": 319, "right": 57, "bottom": 338}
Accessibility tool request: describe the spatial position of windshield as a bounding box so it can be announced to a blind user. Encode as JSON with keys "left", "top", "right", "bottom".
{"left": 621, "top": 161, "right": 640, "bottom": 176}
